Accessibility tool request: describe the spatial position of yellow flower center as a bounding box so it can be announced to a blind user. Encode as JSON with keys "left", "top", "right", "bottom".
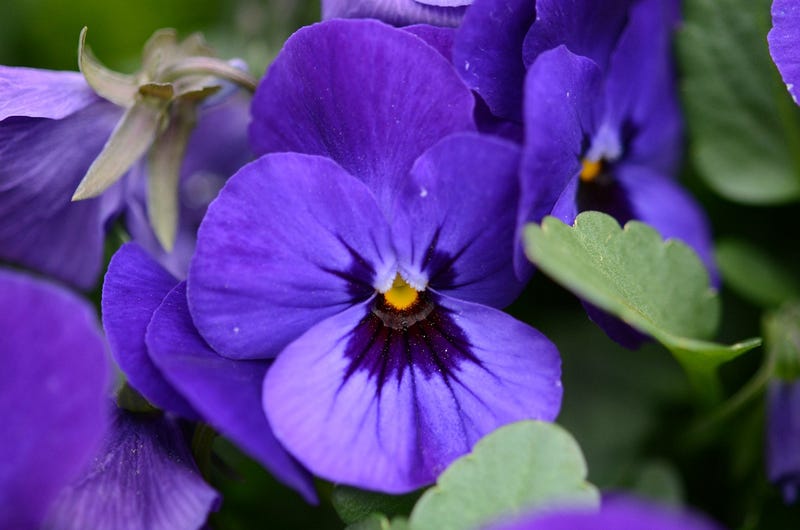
{"left": 383, "top": 274, "right": 419, "bottom": 311}
{"left": 579, "top": 158, "right": 603, "bottom": 183}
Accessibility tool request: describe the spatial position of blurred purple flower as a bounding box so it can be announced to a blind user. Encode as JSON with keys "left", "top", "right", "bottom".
{"left": 322, "top": 0, "right": 470, "bottom": 27}
{"left": 0, "top": 268, "right": 110, "bottom": 529}
{"left": 0, "top": 66, "right": 251, "bottom": 288}
{"left": 485, "top": 496, "right": 724, "bottom": 530}
{"left": 767, "top": 380, "right": 800, "bottom": 504}
{"left": 769, "top": 0, "right": 800, "bottom": 105}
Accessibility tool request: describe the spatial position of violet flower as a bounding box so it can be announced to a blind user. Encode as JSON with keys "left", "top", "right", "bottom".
{"left": 0, "top": 267, "right": 109, "bottom": 529}
{"left": 194, "top": 19, "right": 560, "bottom": 492}
{"left": 322, "top": 0, "right": 470, "bottom": 27}
{"left": 0, "top": 38, "right": 252, "bottom": 288}
{"left": 769, "top": 0, "right": 800, "bottom": 105}
{"left": 44, "top": 407, "right": 220, "bottom": 530}
{"left": 767, "top": 380, "right": 800, "bottom": 504}
{"left": 484, "top": 496, "right": 724, "bottom": 530}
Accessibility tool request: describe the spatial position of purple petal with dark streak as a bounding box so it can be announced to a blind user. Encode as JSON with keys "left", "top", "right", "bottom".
{"left": 769, "top": 0, "right": 800, "bottom": 104}
{"left": 322, "top": 0, "right": 467, "bottom": 27}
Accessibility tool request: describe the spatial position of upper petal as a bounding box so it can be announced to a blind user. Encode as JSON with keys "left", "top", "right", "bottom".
{"left": 102, "top": 243, "right": 199, "bottom": 418}
{"left": 146, "top": 282, "right": 317, "bottom": 503}
{"left": 322, "top": 0, "right": 468, "bottom": 27}
{"left": 44, "top": 408, "right": 219, "bottom": 530}
{"left": 392, "top": 133, "right": 526, "bottom": 308}
{"left": 188, "top": 152, "right": 396, "bottom": 360}
{"left": 452, "top": 0, "right": 536, "bottom": 122}
{"left": 0, "top": 101, "right": 122, "bottom": 289}
{"left": 249, "top": 19, "right": 475, "bottom": 214}
{"left": 769, "top": 0, "right": 800, "bottom": 104}
{"left": 0, "top": 66, "right": 98, "bottom": 121}
{"left": 264, "top": 295, "right": 561, "bottom": 493}
{"left": 0, "top": 269, "right": 110, "bottom": 530}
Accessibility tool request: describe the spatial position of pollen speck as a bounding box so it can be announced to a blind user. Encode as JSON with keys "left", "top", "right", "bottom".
{"left": 383, "top": 275, "right": 419, "bottom": 311}
{"left": 579, "top": 158, "right": 602, "bottom": 182}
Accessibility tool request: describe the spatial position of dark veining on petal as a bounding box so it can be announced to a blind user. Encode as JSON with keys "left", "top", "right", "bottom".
{"left": 318, "top": 235, "right": 380, "bottom": 301}
{"left": 341, "top": 295, "right": 481, "bottom": 395}
{"left": 576, "top": 161, "right": 635, "bottom": 226}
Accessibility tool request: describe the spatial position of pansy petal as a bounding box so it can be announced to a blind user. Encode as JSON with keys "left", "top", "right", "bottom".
{"left": 517, "top": 47, "right": 603, "bottom": 276}
{"left": 249, "top": 19, "right": 475, "bottom": 213}
{"left": 767, "top": 380, "right": 800, "bottom": 503}
{"left": 264, "top": 295, "right": 561, "bottom": 493}
{"left": 189, "top": 152, "right": 395, "bottom": 360}
{"left": 769, "top": 0, "right": 800, "bottom": 104}
{"left": 0, "top": 102, "right": 122, "bottom": 289}
{"left": 603, "top": 0, "right": 682, "bottom": 174}
{"left": 322, "top": 0, "right": 467, "bottom": 27}
{"left": 616, "top": 165, "right": 717, "bottom": 282}
{"left": 44, "top": 408, "right": 219, "bottom": 530}
{"left": 102, "top": 243, "right": 198, "bottom": 418}
{"left": 0, "top": 66, "right": 98, "bottom": 121}
{"left": 392, "top": 133, "right": 525, "bottom": 308}
{"left": 521, "top": 0, "right": 633, "bottom": 71}
{"left": 404, "top": 24, "right": 455, "bottom": 59}
{"left": 453, "top": 0, "right": 535, "bottom": 122}
{"left": 146, "top": 283, "right": 317, "bottom": 503}
{"left": 0, "top": 269, "right": 110, "bottom": 530}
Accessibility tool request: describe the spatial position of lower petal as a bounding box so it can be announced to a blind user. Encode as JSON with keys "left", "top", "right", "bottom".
{"left": 264, "top": 296, "right": 561, "bottom": 493}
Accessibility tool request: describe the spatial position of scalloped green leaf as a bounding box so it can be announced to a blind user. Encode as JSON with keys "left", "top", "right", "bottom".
{"left": 678, "top": 0, "right": 800, "bottom": 204}
{"left": 408, "top": 421, "right": 598, "bottom": 530}
{"left": 524, "top": 212, "right": 761, "bottom": 401}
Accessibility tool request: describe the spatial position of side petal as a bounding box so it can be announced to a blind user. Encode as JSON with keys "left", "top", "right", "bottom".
{"left": 0, "top": 66, "right": 98, "bottom": 121}
{"left": 769, "top": 0, "right": 800, "bottom": 104}
{"left": 0, "top": 269, "right": 110, "bottom": 530}
{"left": 264, "top": 296, "right": 561, "bottom": 493}
{"left": 767, "top": 380, "right": 800, "bottom": 503}
{"left": 392, "top": 133, "right": 526, "bottom": 308}
{"left": 521, "top": 0, "right": 633, "bottom": 71}
{"left": 146, "top": 282, "right": 318, "bottom": 503}
{"left": 403, "top": 24, "right": 455, "bottom": 59}
{"left": 188, "top": 152, "right": 396, "bottom": 360}
{"left": 452, "top": 0, "right": 535, "bottom": 122}
{"left": 102, "top": 243, "right": 198, "bottom": 418}
{"left": 249, "top": 19, "right": 475, "bottom": 214}
{"left": 0, "top": 102, "right": 122, "bottom": 289}
{"left": 44, "top": 408, "right": 219, "bottom": 530}
{"left": 322, "top": 0, "right": 467, "bottom": 27}
{"left": 517, "top": 47, "right": 603, "bottom": 277}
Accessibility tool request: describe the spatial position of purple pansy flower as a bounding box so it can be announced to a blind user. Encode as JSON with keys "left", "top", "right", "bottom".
{"left": 160, "top": 19, "right": 563, "bottom": 493}
{"left": 0, "top": 65, "right": 251, "bottom": 288}
{"left": 767, "top": 380, "right": 800, "bottom": 503}
{"left": 484, "top": 496, "right": 724, "bottom": 530}
{"left": 44, "top": 407, "right": 220, "bottom": 530}
{"left": 102, "top": 242, "right": 318, "bottom": 503}
{"left": 769, "top": 0, "right": 800, "bottom": 105}
{"left": 0, "top": 268, "right": 110, "bottom": 529}
{"left": 322, "top": 0, "right": 471, "bottom": 27}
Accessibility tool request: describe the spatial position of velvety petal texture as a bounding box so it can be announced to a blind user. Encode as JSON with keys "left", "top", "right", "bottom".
{"left": 0, "top": 101, "right": 123, "bottom": 289}
{"left": 264, "top": 296, "right": 561, "bottom": 492}
{"left": 391, "top": 133, "right": 526, "bottom": 307}
{"left": 0, "top": 269, "right": 110, "bottom": 530}
{"left": 189, "top": 153, "right": 396, "bottom": 360}
{"left": 486, "top": 496, "right": 723, "bottom": 530}
{"left": 322, "top": 0, "right": 468, "bottom": 27}
{"left": 769, "top": 0, "right": 800, "bottom": 104}
{"left": 102, "top": 243, "right": 198, "bottom": 418}
{"left": 44, "top": 408, "right": 219, "bottom": 530}
{"left": 0, "top": 66, "right": 98, "bottom": 120}
{"left": 146, "top": 283, "right": 317, "bottom": 503}
{"left": 767, "top": 380, "right": 800, "bottom": 504}
{"left": 249, "top": 19, "right": 475, "bottom": 213}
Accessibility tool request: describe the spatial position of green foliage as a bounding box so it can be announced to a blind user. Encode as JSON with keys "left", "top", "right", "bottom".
{"left": 524, "top": 212, "right": 761, "bottom": 402}
{"left": 765, "top": 302, "right": 800, "bottom": 380}
{"left": 678, "top": 0, "right": 800, "bottom": 204}
{"left": 408, "top": 421, "right": 598, "bottom": 530}
{"left": 716, "top": 239, "right": 800, "bottom": 308}
{"left": 332, "top": 486, "right": 422, "bottom": 525}
{"left": 346, "top": 514, "right": 410, "bottom": 530}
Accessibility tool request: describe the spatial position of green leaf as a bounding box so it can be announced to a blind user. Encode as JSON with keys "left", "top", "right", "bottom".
{"left": 408, "top": 421, "right": 598, "bottom": 530}
{"left": 715, "top": 239, "right": 800, "bottom": 308}
{"left": 332, "top": 485, "right": 421, "bottom": 525}
{"left": 765, "top": 302, "right": 800, "bottom": 380}
{"left": 346, "top": 515, "right": 409, "bottom": 530}
{"left": 678, "top": 0, "right": 800, "bottom": 204}
{"left": 524, "top": 212, "right": 761, "bottom": 402}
